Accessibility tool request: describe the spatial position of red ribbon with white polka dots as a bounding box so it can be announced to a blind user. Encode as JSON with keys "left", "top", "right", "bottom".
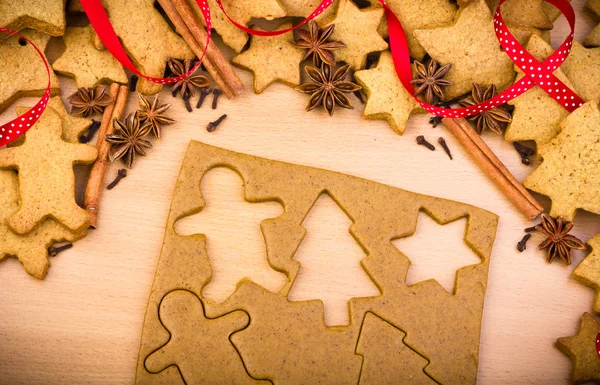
{"left": 0, "top": 29, "right": 52, "bottom": 148}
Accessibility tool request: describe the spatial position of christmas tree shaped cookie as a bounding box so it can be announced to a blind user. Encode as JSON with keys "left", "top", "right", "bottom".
{"left": 0, "top": 107, "right": 98, "bottom": 234}
{"left": 354, "top": 51, "right": 423, "bottom": 135}
{"left": 505, "top": 35, "right": 576, "bottom": 157}
{"left": 414, "top": 0, "right": 515, "bottom": 100}
{"left": 321, "top": 0, "right": 388, "bottom": 70}
{"left": 572, "top": 234, "right": 600, "bottom": 314}
{"left": 0, "top": 30, "right": 60, "bottom": 114}
{"left": 523, "top": 101, "right": 600, "bottom": 221}
{"left": 232, "top": 23, "right": 305, "bottom": 93}
{"left": 562, "top": 41, "right": 600, "bottom": 102}
{"left": 0, "top": 0, "right": 65, "bottom": 36}
{"left": 52, "top": 25, "right": 128, "bottom": 88}
{"left": 557, "top": 313, "right": 600, "bottom": 383}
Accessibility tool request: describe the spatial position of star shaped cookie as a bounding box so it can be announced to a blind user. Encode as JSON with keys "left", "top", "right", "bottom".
{"left": 573, "top": 234, "right": 600, "bottom": 314}
{"left": 0, "top": 0, "right": 65, "bottom": 36}
{"left": 523, "top": 101, "right": 600, "bottom": 221}
{"left": 16, "top": 97, "right": 92, "bottom": 144}
{"left": 505, "top": 35, "right": 576, "bottom": 157}
{"left": 0, "top": 30, "right": 60, "bottom": 114}
{"left": 322, "top": 0, "right": 388, "bottom": 70}
{"left": 414, "top": 0, "right": 515, "bottom": 100}
{"left": 52, "top": 26, "right": 128, "bottom": 88}
{"left": 556, "top": 313, "right": 600, "bottom": 384}
{"left": 101, "top": 0, "right": 194, "bottom": 95}
{"left": 487, "top": 0, "right": 553, "bottom": 30}
{"left": 279, "top": 0, "right": 338, "bottom": 19}
{"left": 232, "top": 23, "right": 305, "bottom": 94}
{"left": 562, "top": 41, "right": 600, "bottom": 102}
{"left": 354, "top": 51, "right": 423, "bottom": 135}
{"left": 192, "top": 0, "right": 286, "bottom": 53}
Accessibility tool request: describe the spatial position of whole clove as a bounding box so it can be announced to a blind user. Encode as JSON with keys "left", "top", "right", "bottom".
{"left": 129, "top": 74, "right": 139, "bottom": 92}
{"left": 79, "top": 119, "right": 101, "bottom": 143}
{"left": 183, "top": 95, "right": 193, "bottom": 112}
{"left": 524, "top": 226, "right": 537, "bottom": 233}
{"left": 438, "top": 137, "right": 453, "bottom": 160}
{"left": 212, "top": 88, "right": 222, "bottom": 109}
{"left": 48, "top": 243, "right": 73, "bottom": 257}
{"left": 416, "top": 135, "right": 435, "bottom": 151}
{"left": 196, "top": 87, "right": 212, "bottom": 109}
{"left": 513, "top": 142, "right": 535, "bottom": 165}
{"left": 207, "top": 114, "right": 227, "bottom": 132}
{"left": 517, "top": 233, "right": 532, "bottom": 252}
{"left": 107, "top": 169, "right": 127, "bottom": 190}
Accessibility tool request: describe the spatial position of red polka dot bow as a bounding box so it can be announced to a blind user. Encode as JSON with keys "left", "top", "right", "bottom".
{"left": 0, "top": 0, "right": 583, "bottom": 148}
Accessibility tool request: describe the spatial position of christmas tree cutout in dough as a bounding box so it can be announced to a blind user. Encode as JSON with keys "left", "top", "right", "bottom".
{"left": 174, "top": 167, "right": 287, "bottom": 303}
{"left": 288, "top": 193, "right": 380, "bottom": 326}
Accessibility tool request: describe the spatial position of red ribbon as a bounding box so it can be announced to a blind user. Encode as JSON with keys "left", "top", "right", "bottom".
{"left": 0, "top": 0, "right": 583, "bottom": 148}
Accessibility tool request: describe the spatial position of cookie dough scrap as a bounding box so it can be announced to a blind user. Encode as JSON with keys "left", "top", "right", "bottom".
{"left": 572, "top": 234, "right": 600, "bottom": 314}
{"left": 0, "top": 107, "right": 98, "bottom": 235}
{"left": 562, "top": 41, "right": 600, "bottom": 102}
{"left": 505, "top": 35, "right": 576, "bottom": 157}
{"left": 52, "top": 25, "right": 128, "bottom": 88}
{"left": 557, "top": 313, "right": 600, "bottom": 384}
{"left": 523, "top": 101, "right": 600, "bottom": 221}
{"left": 232, "top": 23, "right": 305, "bottom": 94}
{"left": 135, "top": 141, "right": 498, "bottom": 385}
{"left": 99, "top": 0, "right": 194, "bottom": 95}
{"left": 145, "top": 290, "right": 266, "bottom": 385}
{"left": 0, "top": 30, "right": 60, "bottom": 114}
{"left": 487, "top": 0, "right": 553, "bottom": 29}
{"left": 354, "top": 51, "right": 423, "bottom": 135}
{"left": 189, "top": 0, "right": 286, "bottom": 53}
{"left": 0, "top": 170, "right": 85, "bottom": 280}
{"left": 414, "top": 0, "right": 515, "bottom": 100}
{"left": 16, "top": 96, "right": 92, "bottom": 144}
{"left": 0, "top": 0, "right": 65, "bottom": 37}
{"left": 321, "top": 0, "right": 388, "bottom": 70}
{"left": 356, "top": 312, "right": 436, "bottom": 385}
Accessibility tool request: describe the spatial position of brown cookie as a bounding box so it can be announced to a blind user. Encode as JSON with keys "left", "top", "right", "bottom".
{"left": 0, "top": 0, "right": 65, "bottom": 37}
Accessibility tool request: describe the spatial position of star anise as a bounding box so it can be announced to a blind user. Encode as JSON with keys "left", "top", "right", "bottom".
{"left": 535, "top": 214, "right": 586, "bottom": 265}
{"left": 294, "top": 20, "right": 346, "bottom": 67}
{"left": 105, "top": 112, "right": 152, "bottom": 169}
{"left": 296, "top": 63, "right": 361, "bottom": 116}
{"left": 68, "top": 86, "right": 114, "bottom": 117}
{"left": 458, "top": 83, "right": 512, "bottom": 135}
{"left": 168, "top": 58, "right": 210, "bottom": 98}
{"left": 137, "top": 94, "right": 175, "bottom": 139}
{"left": 410, "top": 59, "right": 452, "bottom": 105}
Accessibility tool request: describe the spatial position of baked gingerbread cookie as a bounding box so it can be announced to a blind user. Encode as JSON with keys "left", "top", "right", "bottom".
{"left": 557, "top": 313, "right": 600, "bottom": 384}
{"left": 505, "top": 35, "right": 576, "bottom": 157}
{"left": 0, "top": 107, "right": 98, "bottom": 235}
{"left": 487, "top": 0, "right": 553, "bottom": 29}
{"left": 232, "top": 23, "right": 305, "bottom": 94}
{"left": 52, "top": 25, "right": 128, "bottom": 88}
{"left": 572, "top": 234, "right": 600, "bottom": 314}
{"left": 0, "top": 30, "right": 60, "bottom": 114}
{"left": 584, "top": 0, "right": 600, "bottom": 47}
{"left": 562, "top": 41, "right": 600, "bottom": 102}
{"left": 321, "top": 0, "right": 388, "bottom": 70}
{"left": 414, "top": 0, "right": 515, "bottom": 100}
{"left": 354, "top": 51, "right": 423, "bottom": 135}
{"left": 0, "top": 0, "right": 65, "bottom": 37}
{"left": 523, "top": 101, "right": 600, "bottom": 221}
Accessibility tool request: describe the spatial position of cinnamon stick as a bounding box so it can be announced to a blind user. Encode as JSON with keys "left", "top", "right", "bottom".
{"left": 174, "top": 0, "right": 243, "bottom": 96}
{"left": 83, "top": 84, "right": 130, "bottom": 228}
{"left": 442, "top": 117, "right": 544, "bottom": 220}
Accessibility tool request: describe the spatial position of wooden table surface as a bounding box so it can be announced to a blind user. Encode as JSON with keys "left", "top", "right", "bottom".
{"left": 1, "top": 2, "right": 600, "bottom": 384}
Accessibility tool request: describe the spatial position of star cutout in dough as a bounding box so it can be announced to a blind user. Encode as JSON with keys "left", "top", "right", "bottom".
{"left": 0, "top": 30, "right": 60, "bottom": 114}
{"left": 556, "top": 313, "right": 600, "bottom": 384}
{"left": 52, "top": 26, "right": 128, "bottom": 88}
{"left": 0, "top": 0, "right": 65, "bottom": 36}
{"left": 232, "top": 23, "right": 305, "bottom": 94}
{"left": 414, "top": 0, "right": 515, "bottom": 100}
{"left": 144, "top": 290, "right": 262, "bottom": 385}
{"left": 505, "top": 35, "right": 576, "bottom": 157}
{"left": 192, "top": 0, "right": 286, "bottom": 53}
{"left": 354, "top": 51, "right": 423, "bottom": 135}
{"left": 573, "top": 234, "right": 600, "bottom": 314}
{"left": 562, "top": 41, "right": 600, "bottom": 102}
{"left": 16, "top": 97, "right": 92, "bottom": 144}
{"left": 322, "top": 0, "right": 388, "bottom": 70}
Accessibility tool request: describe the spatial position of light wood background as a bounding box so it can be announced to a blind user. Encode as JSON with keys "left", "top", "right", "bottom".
{"left": 1, "top": 1, "right": 600, "bottom": 384}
